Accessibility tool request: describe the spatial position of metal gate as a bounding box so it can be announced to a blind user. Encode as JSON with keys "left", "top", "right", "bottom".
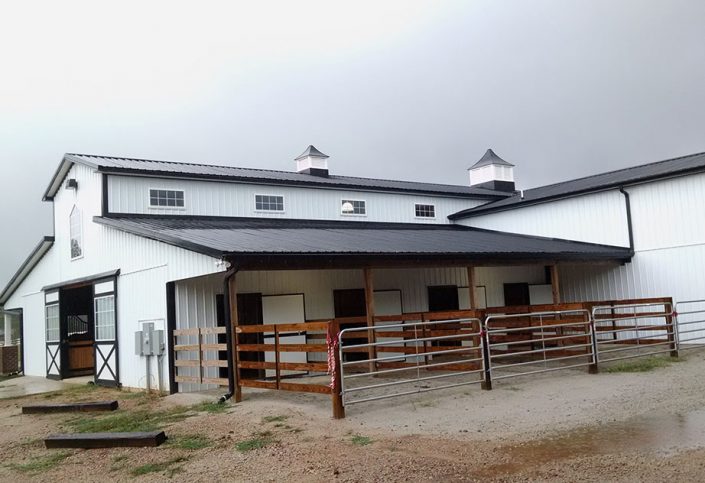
{"left": 674, "top": 299, "right": 705, "bottom": 351}
{"left": 338, "top": 318, "right": 484, "bottom": 406}
{"left": 484, "top": 309, "right": 596, "bottom": 382}
{"left": 591, "top": 301, "right": 677, "bottom": 363}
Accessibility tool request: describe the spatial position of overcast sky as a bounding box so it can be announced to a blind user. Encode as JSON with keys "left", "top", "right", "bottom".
{"left": 1, "top": 0, "right": 704, "bottom": 287}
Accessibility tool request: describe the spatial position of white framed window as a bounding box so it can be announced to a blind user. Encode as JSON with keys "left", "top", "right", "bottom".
{"left": 45, "top": 304, "right": 60, "bottom": 342}
{"left": 255, "top": 194, "right": 284, "bottom": 212}
{"left": 341, "top": 199, "right": 366, "bottom": 216}
{"left": 149, "top": 189, "right": 185, "bottom": 208}
{"left": 415, "top": 204, "right": 436, "bottom": 218}
{"left": 69, "top": 205, "right": 83, "bottom": 259}
{"left": 94, "top": 295, "right": 116, "bottom": 341}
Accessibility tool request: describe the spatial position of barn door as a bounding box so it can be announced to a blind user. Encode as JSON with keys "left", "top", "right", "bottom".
{"left": 93, "top": 278, "right": 119, "bottom": 387}
{"left": 45, "top": 290, "right": 61, "bottom": 379}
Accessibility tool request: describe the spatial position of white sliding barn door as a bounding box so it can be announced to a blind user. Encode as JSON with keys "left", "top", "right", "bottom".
{"left": 262, "top": 294, "right": 306, "bottom": 377}
{"left": 94, "top": 279, "right": 119, "bottom": 387}
{"left": 45, "top": 291, "right": 61, "bottom": 379}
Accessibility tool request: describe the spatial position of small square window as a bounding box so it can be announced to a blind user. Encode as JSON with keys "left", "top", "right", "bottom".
{"left": 255, "top": 194, "right": 285, "bottom": 212}
{"left": 341, "top": 199, "right": 366, "bottom": 215}
{"left": 415, "top": 204, "right": 435, "bottom": 218}
{"left": 149, "top": 189, "right": 185, "bottom": 208}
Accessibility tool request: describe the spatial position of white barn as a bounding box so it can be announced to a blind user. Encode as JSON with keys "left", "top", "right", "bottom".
{"left": 0, "top": 146, "right": 701, "bottom": 398}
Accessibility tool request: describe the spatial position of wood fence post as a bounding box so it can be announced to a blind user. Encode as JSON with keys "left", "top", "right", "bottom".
{"left": 363, "top": 268, "right": 377, "bottom": 372}
{"left": 228, "top": 272, "right": 242, "bottom": 402}
{"left": 330, "top": 320, "right": 346, "bottom": 419}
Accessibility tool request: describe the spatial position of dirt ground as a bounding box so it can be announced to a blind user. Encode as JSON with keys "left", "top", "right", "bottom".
{"left": 2, "top": 351, "right": 705, "bottom": 482}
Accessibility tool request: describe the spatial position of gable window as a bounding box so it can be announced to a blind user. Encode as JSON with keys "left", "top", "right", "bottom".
{"left": 149, "top": 189, "right": 185, "bottom": 208}
{"left": 341, "top": 199, "right": 366, "bottom": 216}
{"left": 255, "top": 194, "right": 284, "bottom": 212}
{"left": 69, "top": 205, "right": 83, "bottom": 259}
{"left": 415, "top": 204, "right": 435, "bottom": 218}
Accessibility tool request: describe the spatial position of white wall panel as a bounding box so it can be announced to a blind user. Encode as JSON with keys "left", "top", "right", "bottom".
{"left": 459, "top": 190, "right": 630, "bottom": 247}
{"left": 108, "top": 175, "right": 487, "bottom": 224}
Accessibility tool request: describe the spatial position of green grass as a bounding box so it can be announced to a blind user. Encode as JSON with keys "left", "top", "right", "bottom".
{"left": 130, "top": 456, "right": 188, "bottom": 477}
{"left": 351, "top": 435, "right": 373, "bottom": 446}
{"left": 262, "top": 415, "right": 289, "bottom": 423}
{"left": 605, "top": 356, "right": 680, "bottom": 373}
{"left": 191, "top": 401, "right": 229, "bottom": 414}
{"left": 6, "top": 451, "right": 71, "bottom": 474}
{"left": 66, "top": 406, "right": 192, "bottom": 433}
{"left": 167, "top": 434, "right": 211, "bottom": 450}
{"left": 235, "top": 431, "right": 274, "bottom": 452}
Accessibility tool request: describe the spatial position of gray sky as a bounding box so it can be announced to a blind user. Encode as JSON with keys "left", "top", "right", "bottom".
{"left": 1, "top": 0, "right": 704, "bottom": 288}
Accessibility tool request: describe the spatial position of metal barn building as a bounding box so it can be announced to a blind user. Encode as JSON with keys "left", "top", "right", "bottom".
{"left": 1, "top": 146, "right": 703, "bottom": 413}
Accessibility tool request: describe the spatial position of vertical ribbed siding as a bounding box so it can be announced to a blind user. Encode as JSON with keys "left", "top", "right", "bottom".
{"left": 108, "top": 175, "right": 487, "bottom": 224}
{"left": 460, "top": 190, "right": 630, "bottom": 247}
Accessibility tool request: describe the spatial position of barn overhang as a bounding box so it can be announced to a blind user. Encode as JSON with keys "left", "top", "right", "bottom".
{"left": 0, "top": 236, "right": 54, "bottom": 307}
{"left": 93, "top": 215, "right": 634, "bottom": 270}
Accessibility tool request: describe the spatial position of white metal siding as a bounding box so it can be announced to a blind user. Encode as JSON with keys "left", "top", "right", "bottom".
{"left": 108, "top": 175, "right": 487, "bottom": 224}
{"left": 4, "top": 163, "right": 224, "bottom": 389}
{"left": 459, "top": 190, "right": 630, "bottom": 247}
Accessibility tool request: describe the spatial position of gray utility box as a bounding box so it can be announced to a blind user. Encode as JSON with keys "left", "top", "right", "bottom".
{"left": 135, "top": 322, "right": 165, "bottom": 356}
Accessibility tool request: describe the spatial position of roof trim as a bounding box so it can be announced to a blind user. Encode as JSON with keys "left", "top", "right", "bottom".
{"left": 0, "top": 236, "right": 54, "bottom": 306}
{"left": 43, "top": 154, "right": 100, "bottom": 201}
{"left": 42, "top": 269, "right": 121, "bottom": 291}
{"left": 450, "top": 150, "right": 705, "bottom": 219}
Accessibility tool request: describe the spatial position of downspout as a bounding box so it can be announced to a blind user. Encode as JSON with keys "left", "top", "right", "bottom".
{"left": 219, "top": 264, "right": 238, "bottom": 403}
{"left": 619, "top": 187, "right": 635, "bottom": 253}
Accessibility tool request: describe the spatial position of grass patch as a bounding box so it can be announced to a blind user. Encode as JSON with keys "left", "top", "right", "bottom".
{"left": 167, "top": 434, "right": 211, "bottom": 450}
{"left": 191, "top": 401, "right": 228, "bottom": 414}
{"left": 351, "top": 434, "right": 373, "bottom": 446}
{"left": 235, "top": 431, "right": 274, "bottom": 452}
{"left": 130, "top": 456, "right": 188, "bottom": 477}
{"left": 66, "top": 406, "right": 192, "bottom": 433}
{"left": 6, "top": 451, "right": 71, "bottom": 474}
{"left": 605, "top": 356, "right": 680, "bottom": 373}
{"left": 262, "top": 415, "right": 289, "bottom": 423}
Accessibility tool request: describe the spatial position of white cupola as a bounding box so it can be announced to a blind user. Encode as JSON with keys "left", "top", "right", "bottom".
{"left": 468, "top": 149, "right": 516, "bottom": 192}
{"left": 295, "top": 145, "right": 330, "bottom": 177}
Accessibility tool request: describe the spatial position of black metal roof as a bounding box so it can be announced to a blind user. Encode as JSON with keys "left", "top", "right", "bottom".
{"left": 93, "top": 215, "right": 632, "bottom": 267}
{"left": 43, "top": 153, "right": 513, "bottom": 201}
{"left": 451, "top": 150, "right": 705, "bottom": 219}
{"left": 469, "top": 149, "right": 515, "bottom": 169}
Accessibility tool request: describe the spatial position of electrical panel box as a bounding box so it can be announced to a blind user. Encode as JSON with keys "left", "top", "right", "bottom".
{"left": 135, "top": 322, "right": 165, "bottom": 356}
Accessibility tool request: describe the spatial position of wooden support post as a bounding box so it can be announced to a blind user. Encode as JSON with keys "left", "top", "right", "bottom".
{"left": 363, "top": 268, "right": 377, "bottom": 372}
{"left": 550, "top": 264, "right": 561, "bottom": 304}
{"left": 331, "top": 319, "right": 346, "bottom": 419}
{"left": 228, "top": 273, "right": 242, "bottom": 402}
{"left": 666, "top": 297, "right": 679, "bottom": 358}
{"left": 467, "top": 266, "right": 481, "bottom": 348}
{"left": 274, "top": 326, "right": 281, "bottom": 389}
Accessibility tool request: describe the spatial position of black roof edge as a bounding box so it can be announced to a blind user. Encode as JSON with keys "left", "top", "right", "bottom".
{"left": 0, "top": 236, "right": 55, "bottom": 306}
{"left": 43, "top": 154, "right": 100, "bottom": 201}
{"left": 93, "top": 216, "right": 224, "bottom": 259}
{"left": 449, "top": 153, "right": 705, "bottom": 219}
{"left": 95, "top": 166, "right": 511, "bottom": 200}
{"left": 42, "top": 269, "right": 121, "bottom": 291}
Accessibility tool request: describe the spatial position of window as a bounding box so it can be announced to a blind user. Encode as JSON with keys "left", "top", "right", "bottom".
{"left": 341, "top": 199, "right": 366, "bottom": 215}
{"left": 69, "top": 205, "right": 83, "bottom": 259}
{"left": 45, "top": 304, "right": 60, "bottom": 342}
{"left": 255, "top": 194, "right": 284, "bottom": 212}
{"left": 149, "top": 189, "right": 185, "bottom": 208}
{"left": 415, "top": 204, "right": 436, "bottom": 218}
{"left": 95, "top": 295, "right": 116, "bottom": 341}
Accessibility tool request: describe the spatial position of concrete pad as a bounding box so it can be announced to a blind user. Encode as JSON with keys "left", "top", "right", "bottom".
{"left": 0, "top": 375, "right": 69, "bottom": 399}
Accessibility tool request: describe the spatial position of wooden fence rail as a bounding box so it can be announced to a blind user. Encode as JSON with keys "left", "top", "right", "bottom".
{"left": 173, "top": 327, "right": 229, "bottom": 387}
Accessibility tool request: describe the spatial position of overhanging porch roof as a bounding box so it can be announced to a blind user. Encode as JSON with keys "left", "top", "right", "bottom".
{"left": 93, "top": 215, "right": 634, "bottom": 270}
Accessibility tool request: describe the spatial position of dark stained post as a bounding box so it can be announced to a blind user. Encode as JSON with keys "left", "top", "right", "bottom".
{"left": 330, "top": 319, "right": 346, "bottom": 419}
{"left": 666, "top": 297, "right": 679, "bottom": 357}
{"left": 228, "top": 272, "right": 242, "bottom": 402}
{"left": 363, "top": 268, "right": 377, "bottom": 372}
{"left": 467, "top": 266, "right": 481, "bottom": 348}
{"left": 550, "top": 264, "right": 561, "bottom": 304}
